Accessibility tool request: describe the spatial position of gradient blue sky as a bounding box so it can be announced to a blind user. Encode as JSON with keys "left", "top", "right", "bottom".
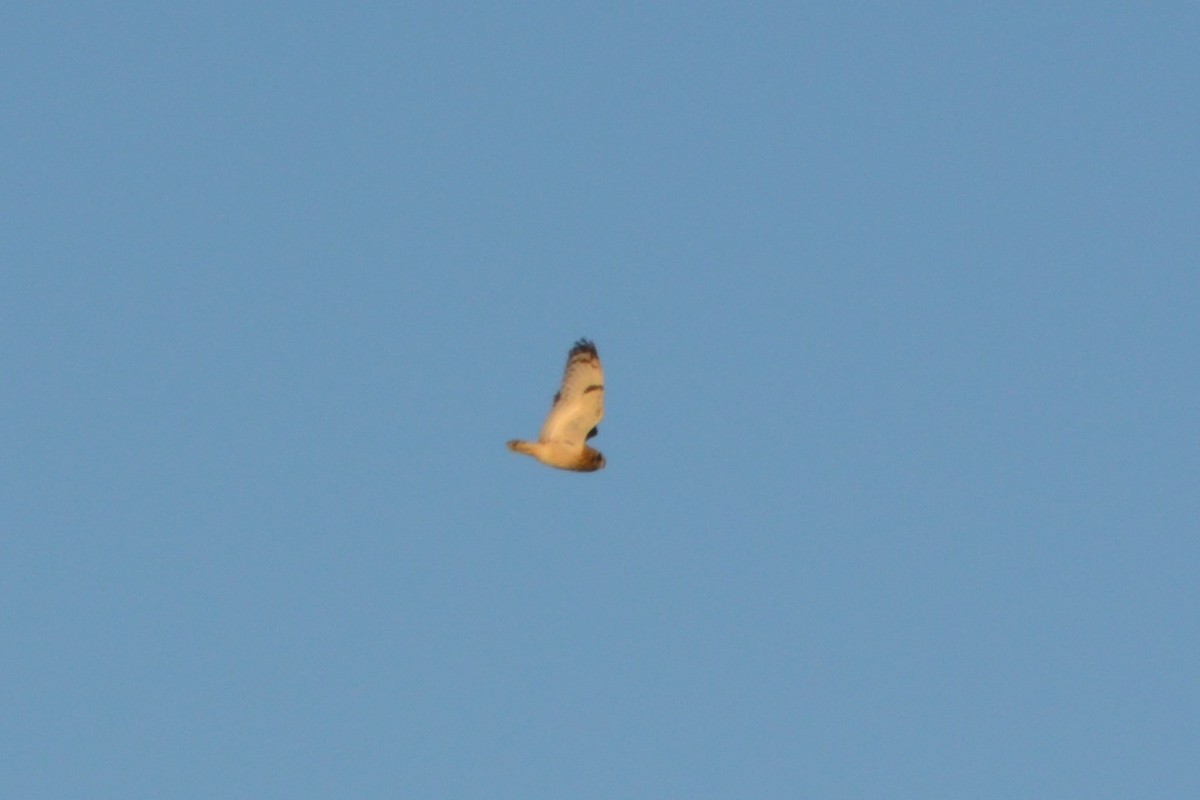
{"left": 4, "top": 4, "right": 1198, "bottom": 797}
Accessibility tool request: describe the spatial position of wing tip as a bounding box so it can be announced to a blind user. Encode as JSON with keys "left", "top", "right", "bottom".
{"left": 569, "top": 338, "right": 598, "bottom": 358}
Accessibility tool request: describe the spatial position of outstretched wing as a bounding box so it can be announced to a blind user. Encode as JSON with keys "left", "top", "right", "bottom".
{"left": 539, "top": 339, "right": 604, "bottom": 446}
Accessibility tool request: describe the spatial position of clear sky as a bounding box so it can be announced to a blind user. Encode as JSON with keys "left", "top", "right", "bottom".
{"left": 4, "top": 3, "right": 1197, "bottom": 797}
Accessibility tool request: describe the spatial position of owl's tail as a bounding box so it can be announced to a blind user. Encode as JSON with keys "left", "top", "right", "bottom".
{"left": 506, "top": 439, "right": 535, "bottom": 456}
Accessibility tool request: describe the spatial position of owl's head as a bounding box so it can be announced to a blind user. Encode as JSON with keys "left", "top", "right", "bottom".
{"left": 580, "top": 447, "right": 606, "bottom": 472}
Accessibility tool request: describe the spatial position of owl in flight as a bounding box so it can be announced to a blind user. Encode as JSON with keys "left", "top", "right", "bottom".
{"left": 507, "top": 338, "right": 606, "bottom": 472}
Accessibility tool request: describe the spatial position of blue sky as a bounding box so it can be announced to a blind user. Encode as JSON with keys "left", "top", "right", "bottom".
{"left": 3, "top": 3, "right": 1197, "bottom": 797}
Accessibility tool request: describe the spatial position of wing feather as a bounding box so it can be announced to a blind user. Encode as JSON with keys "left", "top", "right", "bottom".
{"left": 538, "top": 339, "right": 604, "bottom": 446}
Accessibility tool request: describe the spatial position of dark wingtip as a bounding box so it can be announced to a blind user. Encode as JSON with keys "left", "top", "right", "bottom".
{"left": 570, "top": 338, "right": 598, "bottom": 357}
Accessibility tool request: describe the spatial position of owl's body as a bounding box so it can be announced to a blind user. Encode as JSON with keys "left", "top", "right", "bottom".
{"left": 507, "top": 339, "right": 606, "bottom": 472}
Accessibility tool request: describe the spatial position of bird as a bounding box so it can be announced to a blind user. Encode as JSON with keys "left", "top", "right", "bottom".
{"left": 507, "top": 338, "right": 606, "bottom": 472}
